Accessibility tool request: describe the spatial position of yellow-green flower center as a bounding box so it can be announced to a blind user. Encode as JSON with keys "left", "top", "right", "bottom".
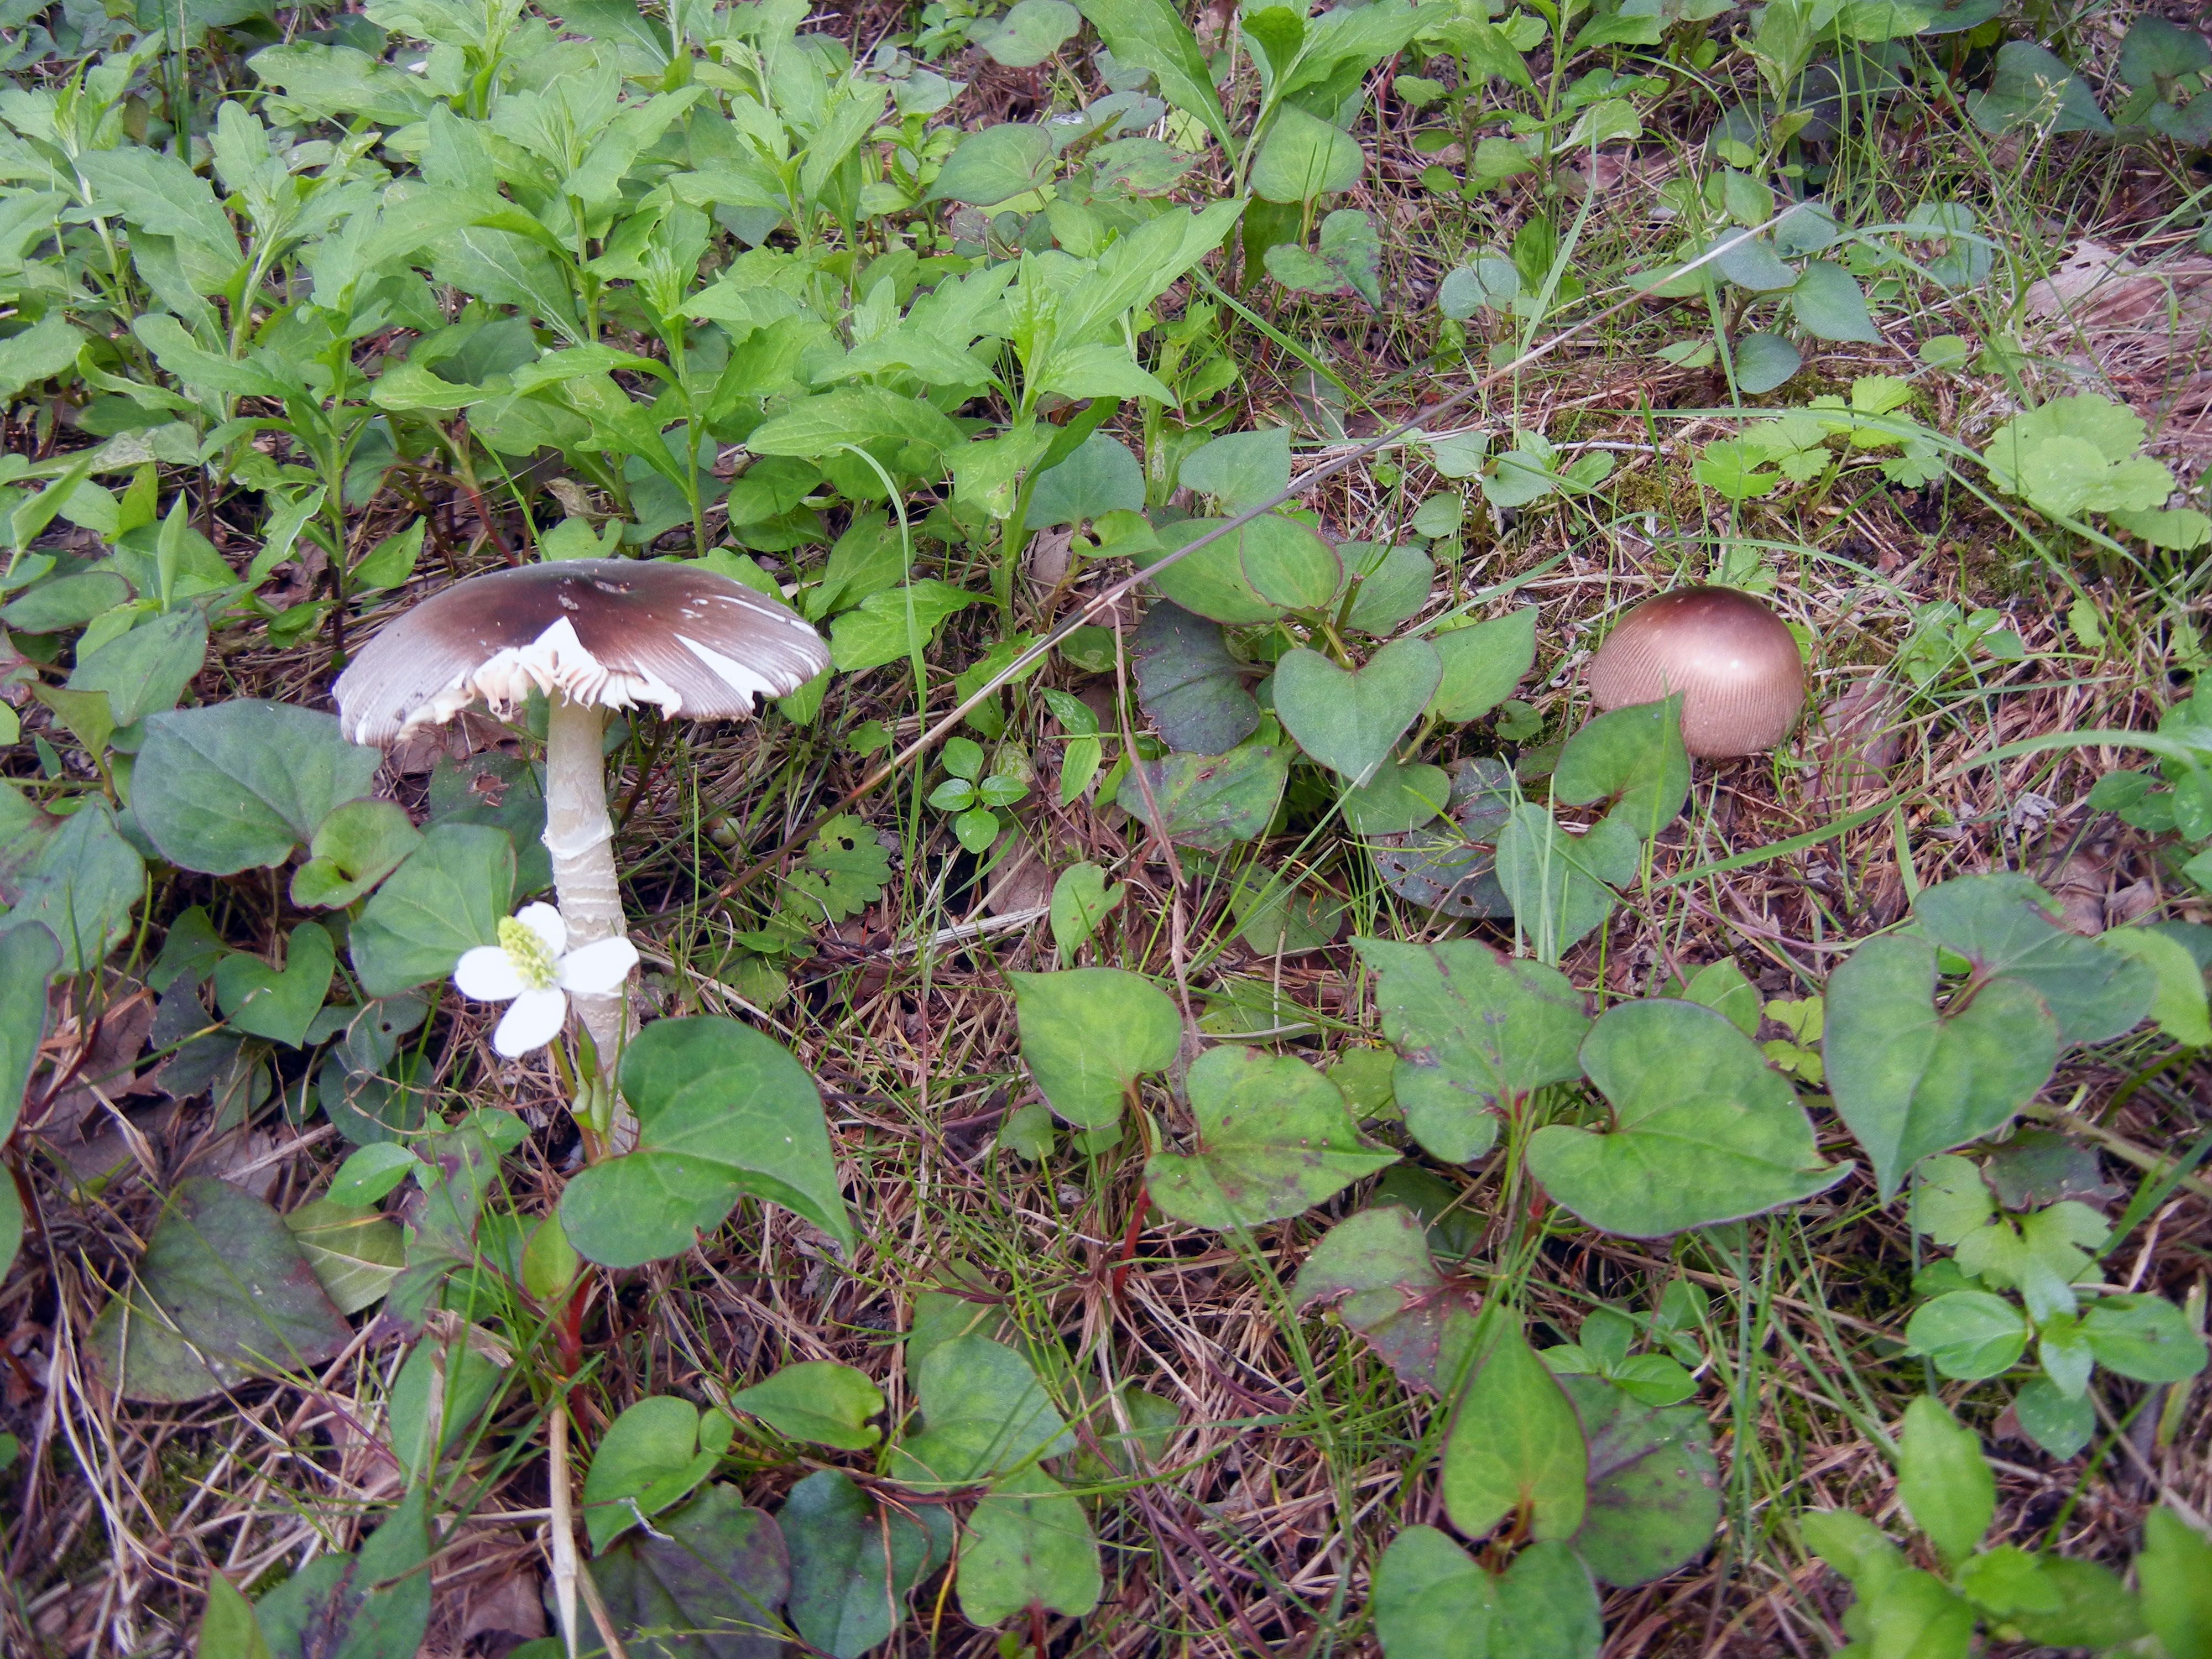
{"left": 499, "top": 916, "right": 560, "bottom": 990}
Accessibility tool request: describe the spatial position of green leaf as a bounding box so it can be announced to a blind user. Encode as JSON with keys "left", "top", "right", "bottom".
{"left": 1560, "top": 1374, "right": 1722, "bottom": 1587}
{"left": 1230, "top": 866, "right": 1346, "bottom": 956}
{"left": 1265, "top": 208, "right": 1384, "bottom": 306}
{"left": 1823, "top": 935, "right": 2060, "bottom": 1199}
{"left": 2140, "top": 1506, "right": 2212, "bottom": 1659}
{"left": 728, "top": 1360, "right": 884, "bottom": 1449}
{"left": 1904, "top": 1290, "right": 2028, "bottom": 1379}
{"left": 352, "top": 519, "right": 423, "bottom": 591}
{"left": 0, "top": 925, "right": 58, "bottom": 1142}
{"left": 1916, "top": 873, "right": 2157, "bottom": 1045}
{"left": 1272, "top": 639, "right": 1442, "bottom": 786}
{"left": 1026, "top": 433, "right": 1144, "bottom": 529}
{"left": 86, "top": 1177, "right": 352, "bottom": 1404}
{"left": 1049, "top": 862, "right": 1124, "bottom": 960}
{"left": 957, "top": 1467, "right": 1103, "bottom": 1626}
{"left": 2118, "top": 16, "right": 2212, "bottom": 85}
{"left": 0, "top": 802, "right": 145, "bottom": 975}
{"left": 1969, "top": 39, "right": 2112, "bottom": 136}
{"left": 1442, "top": 1314, "right": 1588, "bottom": 1542}
{"left": 1527, "top": 999, "right": 1847, "bottom": 1237}
{"left": 583, "top": 1396, "right": 721, "bottom": 1553}
{"left": 750, "top": 385, "right": 964, "bottom": 461}
{"left": 254, "top": 1487, "right": 432, "bottom": 1659}
{"left": 1132, "top": 602, "right": 1260, "bottom": 754}
{"left": 0, "top": 314, "right": 88, "bottom": 404}
{"left": 828, "top": 580, "right": 982, "bottom": 672}
{"left": 1252, "top": 106, "right": 1365, "bottom": 202}
{"left": 1073, "top": 0, "right": 1233, "bottom": 150}
{"left": 2012, "top": 1375, "right": 2094, "bottom": 1457}
{"left": 1342, "top": 541, "right": 1434, "bottom": 637}
{"left": 213, "top": 922, "right": 336, "bottom": 1048}
{"left": 1180, "top": 427, "right": 1291, "bottom": 514}
{"left": 1493, "top": 807, "right": 1640, "bottom": 964}
{"left": 1293, "top": 1207, "right": 1479, "bottom": 1394}
{"left": 194, "top": 1574, "right": 273, "bottom": 1659}
{"left": 283, "top": 1199, "right": 403, "bottom": 1317}
{"left": 890, "top": 1334, "right": 1074, "bottom": 1488}
{"left": 1013, "top": 967, "right": 1179, "bottom": 1130}
{"left": 1493, "top": 1540, "right": 1604, "bottom": 1659}
{"left": 1356, "top": 938, "right": 1588, "bottom": 1164}
{"left": 1117, "top": 742, "right": 1290, "bottom": 852}
{"left": 1150, "top": 514, "right": 1342, "bottom": 624}
{"left": 290, "top": 800, "right": 422, "bottom": 910}
{"left": 1146, "top": 1045, "right": 1395, "bottom": 1227}
{"left": 1430, "top": 609, "right": 1536, "bottom": 723}
{"left": 65, "top": 608, "right": 207, "bottom": 727}
{"left": 1897, "top": 1395, "right": 1992, "bottom": 1566}
{"left": 2080, "top": 1293, "right": 2210, "bottom": 1383}
{"left": 561, "top": 1016, "right": 849, "bottom": 1267}
{"left": 1553, "top": 697, "right": 1691, "bottom": 839}
{"left": 779, "top": 1470, "right": 945, "bottom": 1659}
{"left": 589, "top": 1484, "right": 790, "bottom": 1656}
{"left": 1732, "top": 332, "right": 1802, "bottom": 394}
{"left": 974, "top": 0, "right": 1082, "bottom": 66}
{"left": 2007, "top": 1555, "right": 2147, "bottom": 1650}
{"left": 1342, "top": 759, "right": 1450, "bottom": 836}
{"left": 928, "top": 121, "right": 1056, "bottom": 205}
{"left": 1372, "top": 1526, "right": 1498, "bottom": 1657}
{"left": 347, "top": 823, "right": 513, "bottom": 998}
{"left": 132, "top": 701, "right": 382, "bottom": 876}
{"left": 1789, "top": 260, "right": 1881, "bottom": 343}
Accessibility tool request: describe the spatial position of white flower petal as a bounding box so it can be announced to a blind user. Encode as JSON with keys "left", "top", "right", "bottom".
{"left": 557, "top": 937, "right": 640, "bottom": 994}
{"left": 516, "top": 902, "right": 568, "bottom": 957}
{"left": 455, "top": 945, "right": 525, "bottom": 1002}
{"left": 493, "top": 988, "right": 569, "bottom": 1056}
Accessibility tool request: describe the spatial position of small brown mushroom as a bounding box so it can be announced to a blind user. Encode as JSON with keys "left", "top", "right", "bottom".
{"left": 1585, "top": 587, "right": 1804, "bottom": 757}
{"left": 335, "top": 559, "right": 828, "bottom": 1067}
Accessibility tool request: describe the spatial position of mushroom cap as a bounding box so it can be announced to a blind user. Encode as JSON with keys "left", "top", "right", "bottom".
{"left": 1585, "top": 587, "right": 1804, "bottom": 757}
{"left": 335, "top": 559, "right": 830, "bottom": 747}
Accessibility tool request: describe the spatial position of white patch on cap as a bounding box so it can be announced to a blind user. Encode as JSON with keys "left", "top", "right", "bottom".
{"left": 397, "top": 615, "right": 685, "bottom": 734}
{"left": 677, "top": 633, "right": 785, "bottom": 701}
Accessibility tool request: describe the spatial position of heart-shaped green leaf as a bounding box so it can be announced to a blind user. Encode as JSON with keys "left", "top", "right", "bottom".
{"left": 1373, "top": 1528, "right": 1606, "bottom": 1659}
{"left": 1553, "top": 697, "right": 1690, "bottom": 839}
{"left": 1117, "top": 742, "right": 1288, "bottom": 851}
{"left": 1014, "top": 967, "right": 1180, "bottom": 1129}
{"left": 1272, "top": 638, "right": 1442, "bottom": 785}
{"left": 132, "top": 700, "right": 382, "bottom": 877}
{"left": 214, "top": 921, "right": 336, "bottom": 1048}
{"left": 781, "top": 1470, "right": 949, "bottom": 1659}
{"left": 1443, "top": 1314, "right": 1588, "bottom": 1541}
{"left": 1294, "top": 1206, "right": 1480, "bottom": 1393}
{"left": 1145, "top": 1045, "right": 1397, "bottom": 1228}
{"left": 1150, "top": 516, "right": 1342, "bottom": 624}
{"left": 347, "top": 823, "right": 514, "bottom": 998}
{"left": 957, "top": 1467, "right": 1103, "bottom": 1627}
{"left": 1527, "top": 999, "right": 1848, "bottom": 1236}
{"left": 583, "top": 1395, "right": 723, "bottom": 1553}
{"left": 1358, "top": 938, "right": 1589, "bottom": 1164}
{"left": 1824, "top": 933, "right": 2060, "bottom": 1199}
{"left": 1914, "top": 873, "right": 2155, "bottom": 1045}
{"left": 889, "top": 1334, "right": 1074, "bottom": 1489}
{"left": 1561, "top": 1374, "right": 1721, "bottom": 1587}
{"left": 729, "top": 1360, "right": 885, "bottom": 1451}
{"left": 1132, "top": 602, "right": 1259, "bottom": 755}
{"left": 290, "top": 799, "right": 422, "bottom": 910}
{"left": 1430, "top": 609, "right": 1537, "bottom": 723}
{"left": 560, "top": 1015, "right": 851, "bottom": 1267}
{"left": 1342, "top": 760, "right": 1450, "bottom": 834}
{"left": 1494, "top": 806, "right": 1640, "bottom": 964}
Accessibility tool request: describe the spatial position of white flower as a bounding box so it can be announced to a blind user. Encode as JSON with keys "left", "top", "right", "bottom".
{"left": 453, "top": 903, "right": 638, "bottom": 1057}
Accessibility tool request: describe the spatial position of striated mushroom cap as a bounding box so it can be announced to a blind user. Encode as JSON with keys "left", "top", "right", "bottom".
{"left": 1585, "top": 587, "right": 1804, "bottom": 757}
{"left": 334, "top": 559, "right": 829, "bottom": 747}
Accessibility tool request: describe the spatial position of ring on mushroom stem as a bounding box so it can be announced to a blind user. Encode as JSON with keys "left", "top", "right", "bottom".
{"left": 1584, "top": 586, "right": 1804, "bottom": 758}
{"left": 333, "top": 559, "right": 831, "bottom": 1079}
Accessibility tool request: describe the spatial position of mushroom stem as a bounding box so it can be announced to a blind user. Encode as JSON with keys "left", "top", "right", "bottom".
{"left": 542, "top": 692, "right": 631, "bottom": 1074}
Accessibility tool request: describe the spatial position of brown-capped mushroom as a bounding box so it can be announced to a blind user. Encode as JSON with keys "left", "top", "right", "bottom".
{"left": 1585, "top": 587, "right": 1804, "bottom": 757}
{"left": 335, "top": 559, "right": 828, "bottom": 1066}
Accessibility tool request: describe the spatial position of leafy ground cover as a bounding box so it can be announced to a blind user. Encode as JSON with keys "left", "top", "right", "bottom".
{"left": 1, "top": 0, "right": 2210, "bottom": 1653}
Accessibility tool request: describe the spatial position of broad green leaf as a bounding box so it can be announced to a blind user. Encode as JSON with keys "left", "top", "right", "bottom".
{"left": 1493, "top": 806, "right": 1639, "bottom": 963}
{"left": 1072, "top": 0, "right": 1233, "bottom": 149}
{"left": 2140, "top": 1506, "right": 2212, "bottom": 1659}
{"left": 780, "top": 1470, "right": 945, "bottom": 1659}
{"left": 1356, "top": 938, "right": 1588, "bottom": 1164}
{"left": 0, "top": 802, "right": 145, "bottom": 975}
{"left": 728, "top": 1360, "right": 884, "bottom": 1449}
{"left": 828, "top": 581, "right": 982, "bottom": 673}
{"left": 65, "top": 608, "right": 206, "bottom": 727}
{"left": 1733, "top": 332, "right": 1802, "bottom": 394}
{"left": 1915, "top": 873, "right": 2156, "bottom": 1045}
{"left": 561, "top": 1015, "right": 851, "bottom": 1266}
{"left": 2080, "top": 1293, "right": 2210, "bottom": 1383}
{"left": 1252, "top": 106, "right": 1364, "bottom": 202}
{"left": 1026, "top": 433, "right": 1144, "bottom": 528}
{"left": 1150, "top": 514, "right": 1341, "bottom": 625}
{"left": 194, "top": 1574, "right": 272, "bottom": 1659}
{"left": 1897, "top": 1395, "right": 1992, "bottom": 1566}
{"left": 1049, "top": 861, "right": 1124, "bottom": 959}
{"left": 1272, "top": 639, "right": 1442, "bottom": 786}
{"left": 1342, "top": 759, "right": 1450, "bottom": 836}
{"left": 1341, "top": 541, "right": 1434, "bottom": 637}
{"left": 589, "top": 1483, "right": 790, "bottom": 1656}
{"left": 1493, "top": 1540, "right": 1604, "bottom": 1659}
{"left": 928, "top": 121, "right": 1056, "bottom": 205}
{"left": 1131, "top": 602, "right": 1260, "bottom": 754}
{"left": 86, "top": 1177, "right": 352, "bottom": 1404}
{"left": 1527, "top": 999, "right": 1846, "bottom": 1237}
{"left": 0, "top": 924, "right": 58, "bottom": 1141}
{"left": 1265, "top": 208, "right": 1383, "bottom": 307}
{"left": 254, "top": 1487, "right": 432, "bottom": 1659}
{"left": 1904, "top": 1289, "right": 2027, "bottom": 1379}
{"left": 1372, "top": 1526, "right": 1497, "bottom": 1658}
{"left": 1968, "top": 39, "right": 2112, "bottom": 135}
{"left": 974, "top": 0, "right": 1082, "bottom": 65}
{"left": 430, "top": 226, "right": 583, "bottom": 345}
{"left": 1293, "top": 1206, "right": 1479, "bottom": 1392}
{"left": 1117, "top": 742, "right": 1289, "bottom": 851}
{"left": 1180, "top": 427, "right": 1291, "bottom": 514}
{"left": 284, "top": 1199, "right": 403, "bottom": 1316}
{"left": 0, "top": 314, "right": 87, "bottom": 403}
{"left": 1559, "top": 1374, "right": 1721, "bottom": 1587}
{"left": 1430, "top": 609, "right": 1536, "bottom": 723}
{"left": 1823, "top": 935, "right": 2059, "bottom": 1199}
{"left": 2007, "top": 1556, "right": 2147, "bottom": 1650}
{"left": 291, "top": 800, "right": 422, "bottom": 910}
{"left": 1552, "top": 697, "right": 1690, "bottom": 838}
{"left": 347, "top": 823, "right": 513, "bottom": 999}
{"left": 1230, "top": 866, "right": 1345, "bottom": 956}
{"left": 1146, "top": 1045, "right": 1395, "bottom": 1227}
{"left": 2118, "top": 16, "right": 2212, "bottom": 85}
{"left": 1442, "top": 1315, "right": 1588, "bottom": 1542}
{"left": 215, "top": 922, "right": 336, "bottom": 1048}
{"left": 748, "top": 385, "right": 963, "bottom": 460}
{"left": 133, "top": 701, "right": 381, "bottom": 876}
{"left": 1013, "top": 966, "right": 1179, "bottom": 1129}
{"left": 583, "top": 1396, "right": 721, "bottom": 1553}
{"left": 2013, "top": 1376, "right": 2094, "bottom": 1458}
{"left": 957, "top": 1467, "right": 1103, "bottom": 1626}
{"left": 890, "top": 1334, "right": 1073, "bottom": 1488}
{"left": 1789, "top": 260, "right": 1881, "bottom": 343}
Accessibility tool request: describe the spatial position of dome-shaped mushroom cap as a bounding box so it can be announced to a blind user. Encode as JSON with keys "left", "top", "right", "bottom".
{"left": 1585, "top": 587, "right": 1804, "bottom": 757}
{"left": 335, "top": 559, "right": 830, "bottom": 747}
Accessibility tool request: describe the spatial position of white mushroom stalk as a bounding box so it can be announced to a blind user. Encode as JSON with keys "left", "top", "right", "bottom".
{"left": 335, "top": 560, "right": 831, "bottom": 1111}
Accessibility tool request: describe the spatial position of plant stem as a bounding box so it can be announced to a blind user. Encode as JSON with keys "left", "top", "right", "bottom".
{"left": 543, "top": 692, "right": 632, "bottom": 1074}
